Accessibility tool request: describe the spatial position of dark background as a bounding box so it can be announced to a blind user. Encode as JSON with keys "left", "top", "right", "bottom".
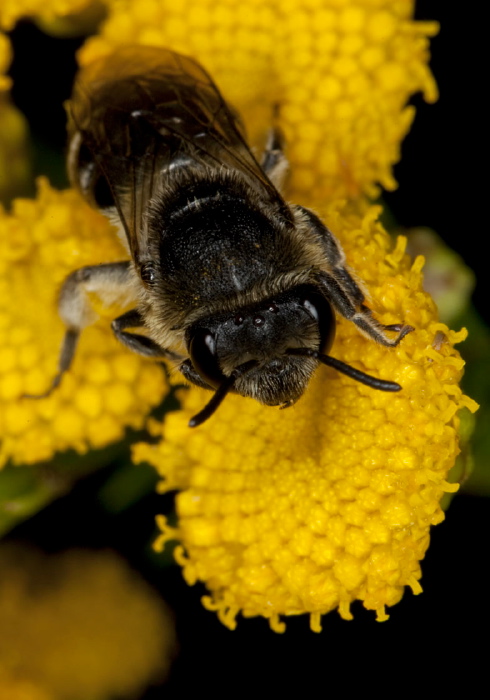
{"left": 5, "top": 2, "right": 486, "bottom": 696}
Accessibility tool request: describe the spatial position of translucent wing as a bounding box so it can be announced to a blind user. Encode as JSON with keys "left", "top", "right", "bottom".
{"left": 68, "top": 45, "right": 286, "bottom": 261}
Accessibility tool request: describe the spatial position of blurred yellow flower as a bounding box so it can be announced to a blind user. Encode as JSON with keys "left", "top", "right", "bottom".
{"left": 0, "top": 0, "right": 97, "bottom": 33}
{"left": 0, "top": 32, "right": 12, "bottom": 91}
{"left": 0, "top": 98, "right": 31, "bottom": 202}
{"left": 0, "top": 35, "right": 31, "bottom": 201}
{"left": 0, "top": 545, "right": 176, "bottom": 698}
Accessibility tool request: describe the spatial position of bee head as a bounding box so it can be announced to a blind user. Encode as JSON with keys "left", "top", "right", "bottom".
{"left": 185, "top": 285, "right": 335, "bottom": 424}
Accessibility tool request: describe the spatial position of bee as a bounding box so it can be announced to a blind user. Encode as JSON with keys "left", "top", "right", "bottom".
{"left": 39, "top": 45, "right": 413, "bottom": 427}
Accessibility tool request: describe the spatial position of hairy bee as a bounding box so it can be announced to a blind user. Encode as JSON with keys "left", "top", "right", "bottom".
{"left": 40, "top": 45, "right": 412, "bottom": 426}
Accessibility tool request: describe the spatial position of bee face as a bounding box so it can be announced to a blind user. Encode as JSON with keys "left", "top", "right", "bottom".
{"left": 38, "top": 46, "right": 412, "bottom": 426}
{"left": 187, "top": 285, "right": 336, "bottom": 404}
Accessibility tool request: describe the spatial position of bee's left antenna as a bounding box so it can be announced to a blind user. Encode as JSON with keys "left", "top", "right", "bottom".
{"left": 286, "top": 347, "right": 402, "bottom": 392}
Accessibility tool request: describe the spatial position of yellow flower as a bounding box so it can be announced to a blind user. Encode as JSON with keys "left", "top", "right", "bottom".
{"left": 0, "top": 180, "right": 168, "bottom": 467}
{"left": 136, "top": 202, "right": 476, "bottom": 631}
{"left": 80, "top": 0, "right": 438, "bottom": 202}
{"left": 0, "top": 545, "right": 176, "bottom": 698}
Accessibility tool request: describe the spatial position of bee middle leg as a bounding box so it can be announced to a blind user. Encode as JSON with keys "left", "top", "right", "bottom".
{"left": 111, "top": 309, "right": 182, "bottom": 361}
{"left": 26, "top": 261, "right": 139, "bottom": 398}
{"left": 261, "top": 126, "right": 289, "bottom": 191}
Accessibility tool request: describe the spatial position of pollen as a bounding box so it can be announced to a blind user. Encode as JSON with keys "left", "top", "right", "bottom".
{"left": 79, "top": 0, "right": 438, "bottom": 202}
{"left": 0, "top": 180, "right": 168, "bottom": 467}
{"left": 135, "top": 203, "right": 476, "bottom": 630}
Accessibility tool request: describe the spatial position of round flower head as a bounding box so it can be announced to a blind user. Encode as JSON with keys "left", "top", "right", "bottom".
{"left": 0, "top": 180, "right": 168, "bottom": 467}
{"left": 137, "top": 202, "right": 476, "bottom": 630}
{"left": 79, "top": 0, "right": 438, "bottom": 202}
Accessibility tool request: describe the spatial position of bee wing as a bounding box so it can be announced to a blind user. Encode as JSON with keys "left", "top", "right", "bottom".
{"left": 68, "top": 46, "right": 283, "bottom": 262}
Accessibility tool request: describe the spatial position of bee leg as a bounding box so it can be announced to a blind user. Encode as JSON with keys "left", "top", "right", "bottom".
{"left": 261, "top": 126, "right": 289, "bottom": 190}
{"left": 58, "top": 261, "right": 138, "bottom": 328}
{"left": 315, "top": 270, "right": 413, "bottom": 347}
{"left": 111, "top": 309, "right": 182, "bottom": 360}
{"left": 299, "top": 206, "right": 413, "bottom": 346}
{"left": 179, "top": 359, "right": 214, "bottom": 390}
{"left": 22, "top": 329, "right": 80, "bottom": 399}
{"left": 297, "top": 206, "right": 364, "bottom": 296}
{"left": 25, "top": 262, "right": 140, "bottom": 398}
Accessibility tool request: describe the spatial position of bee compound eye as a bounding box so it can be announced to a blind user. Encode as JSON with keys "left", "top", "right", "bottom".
{"left": 301, "top": 293, "right": 336, "bottom": 355}
{"left": 140, "top": 262, "right": 157, "bottom": 285}
{"left": 189, "top": 329, "right": 225, "bottom": 389}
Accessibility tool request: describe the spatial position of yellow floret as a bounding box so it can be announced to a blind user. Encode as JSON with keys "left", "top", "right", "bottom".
{"left": 0, "top": 545, "right": 176, "bottom": 698}
{"left": 135, "top": 202, "right": 477, "bottom": 630}
{"left": 79, "top": 0, "right": 438, "bottom": 201}
{"left": 0, "top": 179, "right": 168, "bottom": 467}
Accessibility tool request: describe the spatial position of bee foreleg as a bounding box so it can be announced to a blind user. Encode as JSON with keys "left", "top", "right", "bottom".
{"left": 261, "top": 127, "right": 289, "bottom": 191}
{"left": 179, "top": 359, "right": 214, "bottom": 390}
{"left": 315, "top": 271, "right": 413, "bottom": 347}
{"left": 111, "top": 309, "right": 182, "bottom": 360}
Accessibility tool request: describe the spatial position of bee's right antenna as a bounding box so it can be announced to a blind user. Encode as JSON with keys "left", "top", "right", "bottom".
{"left": 188, "top": 359, "right": 259, "bottom": 427}
{"left": 286, "top": 347, "right": 402, "bottom": 392}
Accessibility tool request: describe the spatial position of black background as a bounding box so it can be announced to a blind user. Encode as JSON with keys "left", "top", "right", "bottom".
{"left": 5, "top": 2, "right": 486, "bottom": 696}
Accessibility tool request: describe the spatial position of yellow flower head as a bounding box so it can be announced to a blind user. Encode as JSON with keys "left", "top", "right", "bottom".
{"left": 0, "top": 545, "right": 176, "bottom": 698}
{"left": 137, "top": 202, "right": 476, "bottom": 631}
{"left": 80, "top": 0, "right": 438, "bottom": 201}
{"left": 0, "top": 180, "right": 168, "bottom": 467}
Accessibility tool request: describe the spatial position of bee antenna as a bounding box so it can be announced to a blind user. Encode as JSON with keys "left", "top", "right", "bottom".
{"left": 286, "top": 347, "right": 402, "bottom": 392}
{"left": 189, "top": 359, "right": 259, "bottom": 427}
